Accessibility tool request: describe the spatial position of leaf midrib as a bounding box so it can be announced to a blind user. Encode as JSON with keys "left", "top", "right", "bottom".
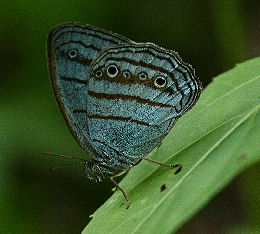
{"left": 202, "top": 75, "right": 260, "bottom": 110}
{"left": 105, "top": 111, "right": 256, "bottom": 233}
{"left": 130, "top": 104, "right": 259, "bottom": 233}
{"left": 107, "top": 108, "right": 257, "bottom": 233}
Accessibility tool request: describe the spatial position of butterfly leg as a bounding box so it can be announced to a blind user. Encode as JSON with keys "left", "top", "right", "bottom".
{"left": 110, "top": 176, "right": 130, "bottom": 209}
{"left": 144, "top": 158, "right": 182, "bottom": 174}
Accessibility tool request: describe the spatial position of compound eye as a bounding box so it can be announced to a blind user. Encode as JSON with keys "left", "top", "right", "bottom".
{"left": 107, "top": 65, "right": 118, "bottom": 78}
{"left": 68, "top": 49, "right": 77, "bottom": 59}
{"left": 154, "top": 76, "right": 167, "bottom": 88}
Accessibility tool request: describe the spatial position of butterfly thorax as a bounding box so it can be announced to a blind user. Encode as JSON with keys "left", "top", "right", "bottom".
{"left": 84, "top": 155, "right": 138, "bottom": 182}
{"left": 84, "top": 161, "right": 106, "bottom": 182}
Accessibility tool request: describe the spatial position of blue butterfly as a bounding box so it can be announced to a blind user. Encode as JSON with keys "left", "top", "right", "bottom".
{"left": 46, "top": 23, "right": 201, "bottom": 208}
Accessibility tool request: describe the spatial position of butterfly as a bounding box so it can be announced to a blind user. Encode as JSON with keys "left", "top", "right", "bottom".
{"left": 46, "top": 23, "right": 201, "bottom": 208}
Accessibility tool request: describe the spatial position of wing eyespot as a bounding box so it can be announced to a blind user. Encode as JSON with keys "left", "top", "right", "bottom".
{"left": 122, "top": 70, "right": 131, "bottom": 79}
{"left": 138, "top": 72, "right": 147, "bottom": 80}
{"left": 68, "top": 49, "right": 78, "bottom": 59}
{"left": 95, "top": 70, "right": 103, "bottom": 77}
{"left": 154, "top": 76, "right": 167, "bottom": 88}
{"left": 107, "top": 65, "right": 118, "bottom": 78}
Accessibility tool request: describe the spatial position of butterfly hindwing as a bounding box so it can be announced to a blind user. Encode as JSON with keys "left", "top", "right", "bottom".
{"left": 86, "top": 44, "right": 201, "bottom": 161}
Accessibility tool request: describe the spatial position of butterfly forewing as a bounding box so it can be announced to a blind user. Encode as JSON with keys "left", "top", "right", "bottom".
{"left": 47, "top": 23, "right": 132, "bottom": 152}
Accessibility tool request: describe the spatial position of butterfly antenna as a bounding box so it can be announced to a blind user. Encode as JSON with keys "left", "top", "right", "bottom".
{"left": 43, "top": 152, "right": 87, "bottom": 161}
{"left": 43, "top": 152, "right": 88, "bottom": 173}
{"left": 49, "top": 161, "right": 86, "bottom": 173}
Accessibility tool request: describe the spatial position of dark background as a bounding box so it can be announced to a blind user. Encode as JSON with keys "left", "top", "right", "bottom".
{"left": 1, "top": 0, "right": 259, "bottom": 233}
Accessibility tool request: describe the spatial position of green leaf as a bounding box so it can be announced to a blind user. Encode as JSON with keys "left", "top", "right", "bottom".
{"left": 83, "top": 57, "right": 260, "bottom": 233}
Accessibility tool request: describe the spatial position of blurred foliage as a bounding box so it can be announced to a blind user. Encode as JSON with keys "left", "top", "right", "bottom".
{"left": 0, "top": 0, "right": 259, "bottom": 233}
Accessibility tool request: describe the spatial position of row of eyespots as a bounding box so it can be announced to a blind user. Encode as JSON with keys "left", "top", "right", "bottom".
{"left": 95, "top": 64, "right": 167, "bottom": 88}
{"left": 67, "top": 49, "right": 168, "bottom": 89}
{"left": 67, "top": 49, "right": 167, "bottom": 89}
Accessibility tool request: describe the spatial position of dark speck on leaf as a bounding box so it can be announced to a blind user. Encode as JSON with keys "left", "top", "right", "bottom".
{"left": 174, "top": 165, "right": 182, "bottom": 174}
{"left": 160, "top": 184, "right": 167, "bottom": 192}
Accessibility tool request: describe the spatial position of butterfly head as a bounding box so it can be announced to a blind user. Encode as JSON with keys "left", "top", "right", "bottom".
{"left": 84, "top": 161, "right": 106, "bottom": 182}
